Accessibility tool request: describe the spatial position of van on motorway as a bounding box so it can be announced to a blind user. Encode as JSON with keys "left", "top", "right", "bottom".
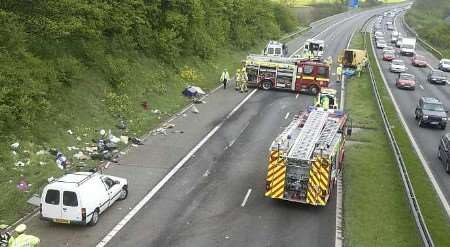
{"left": 40, "top": 172, "right": 128, "bottom": 226}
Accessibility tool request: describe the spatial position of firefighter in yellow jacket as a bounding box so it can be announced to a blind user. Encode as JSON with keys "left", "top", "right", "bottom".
{"left": 235, "top": 68, "right": 242, "bottom": 91}
{"left": 239, "top": 68, "right": 248, "bottom": 93}
{"left": 10, "top": 224, "right": 40, "bottom": 247}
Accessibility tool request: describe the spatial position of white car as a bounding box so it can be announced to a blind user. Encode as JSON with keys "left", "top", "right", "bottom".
{"left": 439, "top": 59, "right": 450, "bottom": 72}
{"left": 377, "top": 40, "right": 387, "bottom": 49}
{"left": 383, "top": 46, "right": 395, "bottom": 53}
{"left": 40, "top": 172, "right": 128, "bottom": 225}
{"left": 390, "top": 59, "right": 407, "bottom": 73}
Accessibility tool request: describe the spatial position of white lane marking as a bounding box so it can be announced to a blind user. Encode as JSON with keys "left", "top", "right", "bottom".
{"left": 419, "top": 84, "right": 424, "bottom": 90}
{"left": 241, "top": 189, "right": 252, "bottom": 207}
{"left": 96, "top": 89, "right": 259, "bottom": 247}
{"left": 296, "top": 93, "right": 299, "bottom": 99}
{"left": 284, "top": 112, "right": 290, "bottom": 120}
{"left": 370, "top": 30, "right": 450, "bottom": 219}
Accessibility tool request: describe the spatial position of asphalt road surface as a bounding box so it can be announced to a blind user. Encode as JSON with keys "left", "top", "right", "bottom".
{"left": 24, "top": 4, "right": 405, "bottom": 247}
{"left": 372, "top": 10, "right": 450, "bottom": 207}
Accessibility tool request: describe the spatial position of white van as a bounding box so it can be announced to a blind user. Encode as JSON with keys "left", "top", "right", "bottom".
{"left": 40, "top": 172, "right": 128, "bottom": 225}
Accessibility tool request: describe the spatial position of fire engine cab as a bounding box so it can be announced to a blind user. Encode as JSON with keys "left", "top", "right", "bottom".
{"left": 245, "top": 55, "right": 330, "bottom": 95}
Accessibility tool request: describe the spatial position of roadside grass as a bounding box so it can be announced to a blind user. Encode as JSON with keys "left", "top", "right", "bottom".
{"left": 343, "top": 33, "right": 420, "bottom": 246}
{"left": 366, "top": 32, "right": 450, "bottom": 245}
{"left": 0, "top": 47, "right": 258, "bottom": 225}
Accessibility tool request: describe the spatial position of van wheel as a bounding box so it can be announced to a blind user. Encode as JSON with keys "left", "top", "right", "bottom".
{"left": 309, "top": 85, "right": 320, "bottom": 95}
{"left": 89, "top": 210, "right": 99, "bottom": 226}
{"left": 446, "top": 163, "right": 450, "bottom": 173}
{"left": 118, "top": 187, "right": 128, "bottom": 201}
{"left": 261, "top": 80, "right": 272, "bottom": 90}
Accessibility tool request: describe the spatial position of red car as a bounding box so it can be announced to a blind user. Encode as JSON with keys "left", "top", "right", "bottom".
{"left": 383, "top": 51, "right": 395, "bottom": 61}
{"left": 396, "top": 73, "right": 416, "bottom": 90}
{"left": 412, "top": 55, "right": 427, "bottom": 67}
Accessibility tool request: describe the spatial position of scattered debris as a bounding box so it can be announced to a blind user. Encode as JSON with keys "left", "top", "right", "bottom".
{"left": 151, "top": 109, "right": 161, "bottom": 114}
{"left": 120, "top": 136, "right": 128, "bottom": 144}
{"left": 117, "top": 119, "right": 128, "bottom": 130}
{"left": 76, "top": 136, "right": 82, "bottom": 141}
{"left": 67, "top": 130, "right": 73, "bottom": 135}
{"left": 130, "top": 137, "right": 144, "bottom": 145}
{"left": 183, "top": 86, "right": 206, "bottom": 97}
{"left": 36, "top": 150, "right": 48, "bottom": 156}
{"left": 161, "top": 123, "right": 175, "bottom": 129}
{"left": 192, "top": 106, "right": 200, "bottom": 114}
{"left": 152, "top": 128, "right": 168, "bottom": 136}
{"left": 15, "top": 161, "right": 25, "bottom": 167}
{"left": 12, "top": 151, "right": 17, "bottom": 156}
{"left": 27, "top": 194, "right": 41, "bottom": 207}
{"left": 39, "top": 161, "right": 47, "bottom": 166}
{"left": 142, "top": 101, "right": 149, "bottom": 111}
{"left": 73, "top": 151, "right": 90, "bottom": 160}
{"left": 67, "top": 146, "right": 79, "bottom": 151}
{"left": 10, "top": 142, "right": 19, "bottom": 150}
{"left": 16, "top": 178, "right": 28, "bottom": 192}
{"left": 55, "top": 152, "right": 70, "bottom": 170}
{"left": 172, "top": 130, "right": 184, "bottom": 134}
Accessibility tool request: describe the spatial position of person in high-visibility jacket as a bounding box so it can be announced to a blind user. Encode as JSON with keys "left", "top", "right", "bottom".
{"left": 10, "top": 224, "right": 40, "bottom": 247}
{"left": 239, "top": 69, "right": 248, "bottom": 93}
{"left": 0, "top": 224, "right": 14, "bottom": 247}
{"left": 356, "top": 63, "right": 362, "bottom": 77}
{"left": 336, "top": 64, "right": 343, "bottom": 82}
{"left": 362, "top": 56, "right": 368, "bottom": 72}
{"left": 235, "top": 69, "right": 242, "bottom": 91}
{"left": 220, "top": 68, "right": 230, "bottom": 89}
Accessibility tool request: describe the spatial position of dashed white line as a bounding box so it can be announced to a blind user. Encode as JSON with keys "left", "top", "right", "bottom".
{"left": 241, "top": 189, "right": 252, "bottom": 207}
{"left": 419, "top": 85, "right": 424, "bottom": 90}
{"left": 96, "top": 89, "right": 258, "bottom": 247}
{"left": 284, "top": 112, "right": 290, "bottom": 120}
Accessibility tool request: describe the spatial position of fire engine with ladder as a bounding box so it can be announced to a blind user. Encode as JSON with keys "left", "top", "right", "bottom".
{"left": 265, "top": 107, "right": 351, "bottom": 206}
{"left": 245, "top": 55, "right": 330, "bottom": 95}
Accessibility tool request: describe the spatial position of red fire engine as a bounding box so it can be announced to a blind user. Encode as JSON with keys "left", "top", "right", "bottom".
{"left": 245, "top": 55, "right": 330, "bottom": 95}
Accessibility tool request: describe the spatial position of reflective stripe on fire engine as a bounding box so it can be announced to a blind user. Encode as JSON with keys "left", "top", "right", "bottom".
{"left": 265, "top": 150, "right": 286, "bottom": 199}
{"left": 316, "top": 78, "right": 330, "bottom": 81}
{"left": 302, "top": 76, "right": 315, "bottom": 80}
{"left": 306, "top": 157, "right": 330, "bottom": 206}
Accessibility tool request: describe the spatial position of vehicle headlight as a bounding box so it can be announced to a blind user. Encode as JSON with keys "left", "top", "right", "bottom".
{"left": 443, "top": 117, "right": 448, "bottom": 121}
{"left": 423, "top": 115, "right": 429, "bottom": 120}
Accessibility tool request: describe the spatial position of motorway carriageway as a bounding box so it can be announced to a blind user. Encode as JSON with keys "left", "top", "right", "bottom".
{"left": 372, "top": 10, "right": 450, "bottom": 216}
{"left": 24, "top": 4, "right": 404, "bottom": 247}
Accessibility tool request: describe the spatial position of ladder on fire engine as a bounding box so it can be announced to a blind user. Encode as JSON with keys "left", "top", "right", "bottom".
{"left": 288, "top": 110, "right": 329, "bottom": 161}
{"left": 317, "top": 120, "right": 340, "bottom": 148}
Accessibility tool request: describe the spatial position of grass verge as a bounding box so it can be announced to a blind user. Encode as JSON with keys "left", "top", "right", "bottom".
{"left": 366, "top": 32, "right": 450, "bottom": 245}
{"left": 0, "top": 46, "right": 261, "bottom": 225}
{"left": 343, "top": 32, "right": 420, "bottom": 246}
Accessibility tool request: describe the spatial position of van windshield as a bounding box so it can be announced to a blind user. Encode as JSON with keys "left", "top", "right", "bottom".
{"left": 63, "top": 191, "right": 78, "bottom": 207}
{"left": 45, "top": 189, "right": 60, "bottom": 205}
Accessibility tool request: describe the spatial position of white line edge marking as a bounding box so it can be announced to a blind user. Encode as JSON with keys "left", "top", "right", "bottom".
{"left": 370, "top": 28, "right": 450, "bottom": 218}
{"left": 96, "top": 89, "right": 258, "bottom": 247}
{"left": 97, "top": 8, "right": 385, "bottom": 247}
{"left": 241, "top": 189, "right": 252, "bottom": 207}
{"left": 296, "top": 93, "right": 299, "bottom": 99}
{"left": 284, "top": 112, "right": 290, "bottom": 120}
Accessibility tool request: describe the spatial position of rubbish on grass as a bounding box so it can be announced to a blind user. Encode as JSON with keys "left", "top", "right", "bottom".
{"left": 76, "top": 136, "right": 82, "bottom": 141}
{"left": 36, "top": 150, "right": 48, "bottom": 155}
{"left": 192, "top": 106, "right": 200, "bottom": 114}
{"left": 10, "top": 142, "right": 19, "bottom": 150}
{"left": 85, "top": 146, "right": 98, "bottom": 153}
{"left": 67, "top": 130, "right": 73, "bottom": 135}
{"left": 182, "top": 86, "right": 206, "bottom": 98}
{"left": 39, "top": 161, "right": 47, "bottom": 166}
{"left": 130, "top": 137, "right": 144, "bottom": 145}
{"left": 117, "top": 119, "right": 128, "bottom": 130}
{"left": 100, "top": 129, "right": 106, "bottom": 137}
{"left": 120, "top": 136, "right": 129, "bottom": 144}
{"left": 56, "top": 152, "right": 69, "bottom": 170}
{"left": 16, "top": 178, "right": 28, "bottom": 192}
{"left": 143, "top": 101, "right": 149, "bottom": 111}
{"left": 152, "top": 128, "right": 168, "bottom": 136}
{"left": 109, "top": 134, "right": 121, "bottom": 144}
{"left": 73, "top": 151, "right": 90, "bottom": 160}
{"left": 67, "top": 146, "right": 79, "bottom": 151}
{"left": 15, "top": 161, "right": 25, "bottom": 167}
{"left": 151, "top": 109, "right": 161, "bottom": 114}
{"left": 12, "top": 151, "right": 17, "bottom": 156}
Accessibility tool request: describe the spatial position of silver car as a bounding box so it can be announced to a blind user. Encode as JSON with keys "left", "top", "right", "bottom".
{"left": 390, "top": 59, "right": 407, "bottom": 73}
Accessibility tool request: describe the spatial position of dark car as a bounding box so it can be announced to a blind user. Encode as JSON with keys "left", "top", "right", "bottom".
{"left": 411, "top": 55, "right": 427, "bottom": 67}
{"left": 395, "top": 73, "right": 416, "bottom": 90}
{"left": 438, "top": 133, "right": 450, "bottom": 173}
{"left": 415, "top": 97, "right": 448, "bottom": 129}
{"left": 428, "top": 70, "right": 449, "bottom": 85}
